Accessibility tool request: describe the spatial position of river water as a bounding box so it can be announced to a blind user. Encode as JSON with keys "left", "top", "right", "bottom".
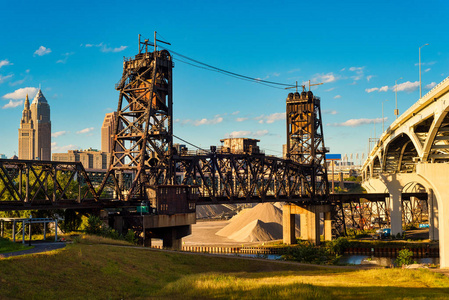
{"left": 222, "top": 253, "right": 440, "bottom": 266}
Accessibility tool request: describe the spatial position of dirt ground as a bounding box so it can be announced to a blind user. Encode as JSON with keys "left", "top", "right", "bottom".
{"left": 152, "top": 220, "right": 269, "bottom": 247}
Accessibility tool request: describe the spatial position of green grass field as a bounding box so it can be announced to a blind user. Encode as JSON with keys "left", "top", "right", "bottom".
{"left": 0, "top": 235, "right": 448, "bottom": 299}
{"left": 0, "top": 237, "right": 33, "bottom": 254}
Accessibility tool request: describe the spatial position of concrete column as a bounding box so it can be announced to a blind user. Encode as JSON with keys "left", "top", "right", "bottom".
{"left": 162, "top": 228, "right": 182, "bottom": 250}
{"left": 144, "top": 231, "right": 152, "bottom": 247}
{"left": 306, "top": 206, "right": 320, "bottom": 245}
{"left": 324, "top": 211, "right": 332, "bottom": 241}
{"left": 12, "top": 221, "right": 15, "bottom": 242}
{"left": 55, "top": 220, "right": 58, "bottom": 242}
{"left": 339, "top": 172, "right": 344, "bottom": 189}
{"left": 300, "top": 214, "right": 308, "bottom": 240}
{"left": 388, "top": 189, "right": 402, "bottom": 236}
{"left": 22, "top": 221, "right": 25, "bottom": 244}
{"left": 282, "top": 204, "right": 296, "bottom": 244}
{"left": 428, "top": 189, "right": 439, "bottom": 241}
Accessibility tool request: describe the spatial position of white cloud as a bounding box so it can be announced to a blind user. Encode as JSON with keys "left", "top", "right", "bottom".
{"left": 2, "top": 100, "right": 23, "bottom": 109}
{"left": 379, "top": 86, "right": 389, "bottom": 92}
{"left": 77, "top": 127, "right": 94, "bottom": 134}
{"left": 84, "top": 43, "right": 127, "bottom": 53}
{"left": 2, "top": 87, "right": 38, "bottom": 100}
{"left": 288, "top": 68, "right": 301, "bottom": 73}
{"left": 34, "top": 46, "right": 51, "bottom": 56}
{"left": 312, "top": 72, "right": 340, "bottom": 83}
{"left": 414, "top": 61, "right": 436, "bottom": 66}
{"left": 325, "top": 87, "right": 335, "bottom": 92}
{"left": 101, "top": 45, "right": 127, "bottom": 53}
{"left": 0, "top": 59, "right": 12, "bottom": 68}
{"left": 365, "top": 85, "right": 389, "bottom": 93}
{"left": 334, "top": 95, "right": 341, "bottom": 99}
{"left": 349, "top": 66, "right": 365, "bottom": 81}
{"left": 329, "top": 117, "right": 385, "bottom": 127}
{"left": 56, "top": 52, "right": 74, "bottom": 64}
{"left": 9, "top": 78, "right": 26, "bottom": 86}
{"left": 51, "top": 142, "right": 81, "bottom": 152}
{"left": 0, "top": 74, "right": 13, "bottom": 83}
{"left": 365, "top": 87, "right": 379, "bottom": 93}
{"left": 228, "top": 130, "right": 269, "bottom": 138}
{"left": 256, "top": 112, "right": 286, "bottom": 124}
{"left": 366, "top": 75, "right": 374, "bottom": 81}
{"left": 231, "top": 111, "right": 240, "bottom": 115}
{"left": 424, "top": 68, "right": 431, "bottom": 73}
{"left": 51, "top": 131, "right": 68, "bottom": 138}
{"left": 236, "top": 117, "right": 248, "bottom": 122}
{"left": 425, "top": 82, "right": 436, "bottom": 89}
{"left": 323, "top": 109, "right": 337, "bottom": 115}
{"left": 395, "top": 81, "right": 419, "bottom": 92}
{"left": 181, "top": 116, "right": 224, "bottom": 126}
{"left": 194, "top": 116, "right": 223, "bottom": 126}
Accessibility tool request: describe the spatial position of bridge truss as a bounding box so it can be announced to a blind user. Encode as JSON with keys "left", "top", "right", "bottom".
{"left": 0, "top": 159, "right": 98, "bottom": 211}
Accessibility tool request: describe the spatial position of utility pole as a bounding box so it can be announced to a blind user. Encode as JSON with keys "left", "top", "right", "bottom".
{"left": 419, "top": 43, "right": 429, "bottom": 98}
{"left": 382, "top": 99, "right": 388, "bottom": 133}
{"left": 395, "top": 77, "right": 402, "bottom": 119}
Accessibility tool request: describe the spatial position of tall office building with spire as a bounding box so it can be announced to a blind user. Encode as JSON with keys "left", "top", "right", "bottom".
{"left": 18, "top": 89, "right": 51, "bottom": 160}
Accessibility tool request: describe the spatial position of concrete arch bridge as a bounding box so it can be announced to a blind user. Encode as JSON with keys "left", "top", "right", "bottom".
{"left": 362, "top": 77, "right": 449, "bottom": 267}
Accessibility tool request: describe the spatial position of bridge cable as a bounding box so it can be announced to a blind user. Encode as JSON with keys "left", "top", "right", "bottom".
{"left": 173, "top": 134, "right": 208, "bottom": 152}
{"left": 158, "top": 45, "right": 294, "bottom": 89}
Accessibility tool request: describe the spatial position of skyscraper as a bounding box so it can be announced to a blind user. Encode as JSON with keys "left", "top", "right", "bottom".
{"left": 101, "top": 112, "right": 117, "bottom": 153}
{"left": 18, "top": 89, "right": 51, "bottom": 160}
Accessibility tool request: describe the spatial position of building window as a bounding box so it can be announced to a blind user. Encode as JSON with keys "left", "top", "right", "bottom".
{"left": 22, "top": 133, "right": 29, "bottom": 136}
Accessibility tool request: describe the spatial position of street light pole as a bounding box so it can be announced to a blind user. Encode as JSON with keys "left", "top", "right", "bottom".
{"left": 382, "top": 99, "right": 388, "bottom": 133}
{"left": 419, "top": 43, "right": 429, "bottom": 98}
{"left": 395, "top": 77, "right": 402, "bottom": 119}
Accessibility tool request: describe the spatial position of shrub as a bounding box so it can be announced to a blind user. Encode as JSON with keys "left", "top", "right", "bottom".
{"left": 282, "top": 242, "right": 336, "bottom": 264}
{"left": 326, "top": 237, "right": 349, "bottom": 255}
{"left": 396, "top": 249, "right": 414, "bottom": 267}
{"left": 85, "top": 216, "right": 103, "bottom": 234}
{"left": 125, "top": 230, "right": 137, "bottom": 244}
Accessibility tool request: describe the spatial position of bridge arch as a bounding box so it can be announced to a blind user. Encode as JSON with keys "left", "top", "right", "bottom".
{"left": 423, "top": 107, "right": 449, "bottom": 162}
{"left": 383, "top": 133, "right": 418, "bottom": 173}
{"left": 372, "top": 156, "right": 381, "bottom": 178}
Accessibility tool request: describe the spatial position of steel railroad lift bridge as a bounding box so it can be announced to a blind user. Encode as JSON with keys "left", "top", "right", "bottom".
{"left": 0, "top": 35, "right": 393, "bottom": 248}
{"left": 95, "top": 32, "right": 344, "bottom": 248}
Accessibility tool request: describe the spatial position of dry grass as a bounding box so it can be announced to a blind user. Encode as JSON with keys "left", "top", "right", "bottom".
{"left": 0, "top": 235, "right": 448, "bottom": 299}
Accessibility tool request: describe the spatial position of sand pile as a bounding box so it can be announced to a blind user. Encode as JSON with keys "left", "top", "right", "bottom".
{"left": 196, "top": 204, "right": 235, "bottom": 219}
{"left": 216, "top": 203, "right": 300, "bottom": 242}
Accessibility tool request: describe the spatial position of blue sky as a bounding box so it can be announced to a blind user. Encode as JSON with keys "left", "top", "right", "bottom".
{"left": 1, "top": 0, "right": 449, "bottom": 162}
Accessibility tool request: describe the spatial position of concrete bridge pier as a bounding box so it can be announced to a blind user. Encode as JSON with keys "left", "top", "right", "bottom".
{"left": 113, "top": 212, "right": 195, "bottom": 250}
{"left": 428, "top": 189, "right": 439, "bottom": 241}
{"left": 283, "top": 204, "right": 332, "bottom": 245}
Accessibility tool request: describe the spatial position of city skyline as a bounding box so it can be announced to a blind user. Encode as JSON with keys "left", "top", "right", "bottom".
{"left": 1, "top": 0, "right": 449, "bottom": 158}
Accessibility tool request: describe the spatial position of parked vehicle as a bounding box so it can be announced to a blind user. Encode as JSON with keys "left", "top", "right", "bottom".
{"left": 371, "top": 217, "right": 387, "bottom": 225}
{"left": 375, "top": 228, "right": 391, "bottom": 239}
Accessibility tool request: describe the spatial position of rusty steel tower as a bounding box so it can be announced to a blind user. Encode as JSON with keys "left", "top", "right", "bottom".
{"left": 99, "top": 35, "right": 174, "bottom": 201}
{"left": 286, "top": 90, "right": 329, "bottom": 199}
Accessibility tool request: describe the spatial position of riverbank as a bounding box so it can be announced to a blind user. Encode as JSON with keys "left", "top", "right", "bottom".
{"left": 1, "top": 235, "right": 448, "bottom": 299}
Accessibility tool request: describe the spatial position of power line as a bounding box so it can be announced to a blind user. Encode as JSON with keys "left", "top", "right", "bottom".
{"left": 173, "top": 134, "right": 207, "bottom": 151}
{"left": 173, "top": 57, "right": 286, "bottom": 90}
{"left": 159, "top": 45, "right": 295, "bottom": 89}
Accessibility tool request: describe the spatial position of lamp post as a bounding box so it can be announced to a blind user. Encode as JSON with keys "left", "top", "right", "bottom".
{"left": 419, "top": 43, "right": 429, "bottom": 98}
{"left": 395, "top": 77, "right": 402, "bottom": 119}
{"left": 382, "top": 99, "right": 388, "bottom": 133}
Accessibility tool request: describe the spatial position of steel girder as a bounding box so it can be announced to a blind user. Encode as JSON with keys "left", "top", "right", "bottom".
{"left": 173, "top": 152, "right": 319, "bottom": 204}
{"left": 98, "top": 47, "right": 174, "bottom": 201}
{"left": 286, "top": 91, "right": 329, "bottom": 199}
{"left": 0, "top": 159, "right": 98, "bottom": 210}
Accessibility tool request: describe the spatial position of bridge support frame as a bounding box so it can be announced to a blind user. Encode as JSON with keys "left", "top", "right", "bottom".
{"left": 283, "top": 204, "right": 332, "bottom": 245}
